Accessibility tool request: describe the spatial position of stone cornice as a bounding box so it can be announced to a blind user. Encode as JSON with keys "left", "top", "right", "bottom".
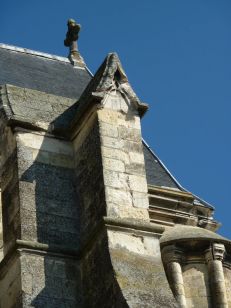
{"left": 104, "top": 217, "right": 165, "bottom": 235}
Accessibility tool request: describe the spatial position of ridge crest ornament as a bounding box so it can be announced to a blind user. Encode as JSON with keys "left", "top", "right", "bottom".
{"left": 64, "top": 18, "right": 85, "bottom": 67}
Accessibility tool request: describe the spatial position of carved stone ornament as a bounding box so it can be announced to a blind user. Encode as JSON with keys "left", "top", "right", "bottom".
{"left": 64, "top": 19, "right": 81, "bottom": 47}
{"left": 162, "top": 244, "right": 185, "bottom": 264}
{"left": 205, "top": 242, "right": 226, "bottom": 262}
{"left": 64, "top": 18, "right": 85, "bottom": 66}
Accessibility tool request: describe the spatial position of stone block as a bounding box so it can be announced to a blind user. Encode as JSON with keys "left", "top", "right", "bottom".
{"left": 106, "top": 202, "right": 149, "bottom": 220}
{"left": 104, "top": 170, "right": 129, "bottom": 190}
{"left": 16, "top": 132, "right": 73, "bottom": 156}
{"left": 132, "top": 191, "right": 149, "bottom": 209}
{"left": 103, "top": 157, "right": 125, "bottom": 172}
{"left": 125, "top": 162, "right": 145, "bottom": 175}
{"left": 118, "top": 126, "right": 141, "bottom": 141}
{"left": 101, "top": 147, "right": 130, "bottom": 164}
{"left": 129, "top": 152, "right": 145, "bottom": 164}
{"left": 32, "top": 149, "right": 74, "bottom": 169}
{"left": 98, "top": 109, "right": 141, "bottom": 129}
{"left": 99, "top": 122, "right": 118, "bottom": 138}
{"left": 97, "top": 109, "right": 119, "bottom": 125}
{"left": 122, "top": 140, "right": 143, "bottom": 153}
{"left": 128, "top": 174, "right": 148, "bottom": 193}
{"left": 101, "top": 136, "right": 123, "bottom": 149}
{"left": 105, "top": 186, "right": 133, "bottom": 206}
{"left": 108, "top": 230, "right": 160, "bottom": 257}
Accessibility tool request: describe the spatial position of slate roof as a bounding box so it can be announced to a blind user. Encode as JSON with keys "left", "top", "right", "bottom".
{"left": 143, "top": 140, "right": 180, "bottom": 189}
{"left": 143, "top": 140, "right": 214, "bottom": 209}
{"left": 0, "top": 44, "right": 213, "bottom": 211}
{"left": 0, "top": 44, "right": 91, "bottom": 99}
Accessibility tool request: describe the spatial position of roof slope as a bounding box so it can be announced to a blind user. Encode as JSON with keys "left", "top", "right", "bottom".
{"left": 0, "top": 44, "right": 91, "bottom": 99}
{"left": 143, "top": 141, "right": 180, "bottom": 189}
{"left": 143, "top": 140, "right": 215, "bottom": 210}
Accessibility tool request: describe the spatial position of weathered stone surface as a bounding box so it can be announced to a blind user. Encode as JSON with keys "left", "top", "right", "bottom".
{"left": 0, "top": 255, "right": 21, "bottom": 308}
{"left": 105, "top": 187, "right": 133, "bottom": 207}
{"left": 132, "top": 191, "right": 149, "bottom": 209}
{"left": 20, "top": 252, "right": 82, "bottom": 307}
{"left": 101, "top": 147, "right": 130, "bottom": 164}
{"left": 183, "top": 264, "right": 211, "bottom": 308}
{"left": 128, "top": 174, "right": 148, "bottom": 193}
{"left": 224, "top": 267, "right": 231, "bottom": 307}
{"left": 1, "top": 46, "right": 230, "bottom": 308}
{"left": 73, "top": 119, "right": 106, "bottom": 243}
{"left": 109, "top": 238, "right": 178, "bottom": 307}
{"left": 98, "top": 92, "right": 149, "bottom": 220}
{"left": 80, "top": 230, "right": 129, "bottom": 308}
{"left": 98, "top": 109, "right": 141, "bottom": 129}
{"left": 118, "top": 126, "right": 141, "bottom": 142}
{"left": 0, "top": 85, "right": 77, "bottom": 128}
{"left": 104, "top": 157, "right": 125, "bottom": 172}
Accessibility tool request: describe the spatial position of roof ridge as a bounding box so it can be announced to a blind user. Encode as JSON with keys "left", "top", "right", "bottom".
{"left": 0, "top": 43, "right": 71, "bottom": 63}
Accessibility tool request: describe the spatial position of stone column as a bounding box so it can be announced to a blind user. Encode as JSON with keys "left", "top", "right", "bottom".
{"left": 162, "top": 245, "right": 186, "bottom": 308}
{"left": 205, "top": 243, "right": 228, "bottom": 308}
{"left": 0, "top": 187, "right": 3, "bottom": 261}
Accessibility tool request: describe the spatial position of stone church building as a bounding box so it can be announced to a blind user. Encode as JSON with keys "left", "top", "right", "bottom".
{"left": 0, "top": 20, "right": 230, "bottom": 307}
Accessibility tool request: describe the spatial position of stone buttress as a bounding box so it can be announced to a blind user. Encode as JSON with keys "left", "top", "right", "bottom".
{"left": 0, "top": 44, "right": 231, "bottom": 308}
{"left": 0, "top": 52, "right": 177, "bottom": 307}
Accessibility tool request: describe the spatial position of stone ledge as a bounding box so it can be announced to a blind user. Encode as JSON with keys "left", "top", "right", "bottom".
{"left": 160, "top": 225, "right": 231, "bottom": 248}
{"left": 104, "top": 216, "right": 165, "bottom": 234}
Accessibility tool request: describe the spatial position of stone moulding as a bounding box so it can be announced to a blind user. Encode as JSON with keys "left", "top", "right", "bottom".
{"left": 160, "top": 225, "right": 231, "bottom": 248}
{"left": 68, "top": 52, "right": 149, "bottom": 138}
{"left": 0, "top": 216, "right": 164, "bottom": 272}
{"left": 0, "top": 84, "right": 77, "bottom": 135}
{"left": 104, "top": 216, "right": 165, "bottom": 235}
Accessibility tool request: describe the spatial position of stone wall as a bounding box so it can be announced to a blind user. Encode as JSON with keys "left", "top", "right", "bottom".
{"left": 15, "top": 131, "right": 79, "bottom": 249}
{"left": 182, "top": 263, "right": 211, "bottom": 308}
{"left": 108, "top": 227, "right": 177, "bottom": 308}
{"left": 20, "top": 252, "right": 81, "bottom": 307}
{"left": 224, "top": 266, "right": 231, "bottom": 307}
{"left": 73, "top": 113, "right": 106, "bottom": 244}
{"left": 0, "top": 128, "right": 83, "bottom": 307}
{"left": 0, "top": 119, "right": 17, "bottom": 258}
{"left": 0, "top": 188, "right": 3, "bottom": 261}
{"left": 0, "top": 254, "right": 21, "bottom": 307}
{"left": 98, "top": 90, "right": 149, "bottom": 221}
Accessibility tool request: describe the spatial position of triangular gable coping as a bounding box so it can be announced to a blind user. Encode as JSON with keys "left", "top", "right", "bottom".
{"left": 68, "top": 53, "right": 149, "bottom": 135}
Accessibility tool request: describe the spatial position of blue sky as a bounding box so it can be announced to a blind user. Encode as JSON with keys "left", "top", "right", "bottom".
{"left": 1, "top": 0, "right": 230, "bottom": 236}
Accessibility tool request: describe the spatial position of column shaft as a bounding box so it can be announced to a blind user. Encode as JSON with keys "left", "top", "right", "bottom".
{"left": 206, "top": 243, "right": 228, "bottom": 308}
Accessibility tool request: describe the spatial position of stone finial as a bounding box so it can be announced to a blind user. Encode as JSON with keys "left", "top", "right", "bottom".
{"left": 64, "top": 19, "right": 85, "bottom": 67}
{"left": 205, "top": 243, "right": 226, "bottom": 262}
{"left": 64, "top": 19, "right": 81, "bottom": 48}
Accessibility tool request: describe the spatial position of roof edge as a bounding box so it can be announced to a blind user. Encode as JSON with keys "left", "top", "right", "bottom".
{"left": 0, "top": 43, "right": 69, "bottom": 63}
{"left": 142, "top": 139, "right": 215, "bottom": 210}
{"left": 0, "top": 43, "right": 92, "bottom": 74}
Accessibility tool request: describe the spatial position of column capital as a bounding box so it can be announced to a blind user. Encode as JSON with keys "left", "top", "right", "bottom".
{"left": 205, "top": 242, "right": 226, "bottom": 263}
{"left": 162, "top": 244, "right": 184, "bottom": 264}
